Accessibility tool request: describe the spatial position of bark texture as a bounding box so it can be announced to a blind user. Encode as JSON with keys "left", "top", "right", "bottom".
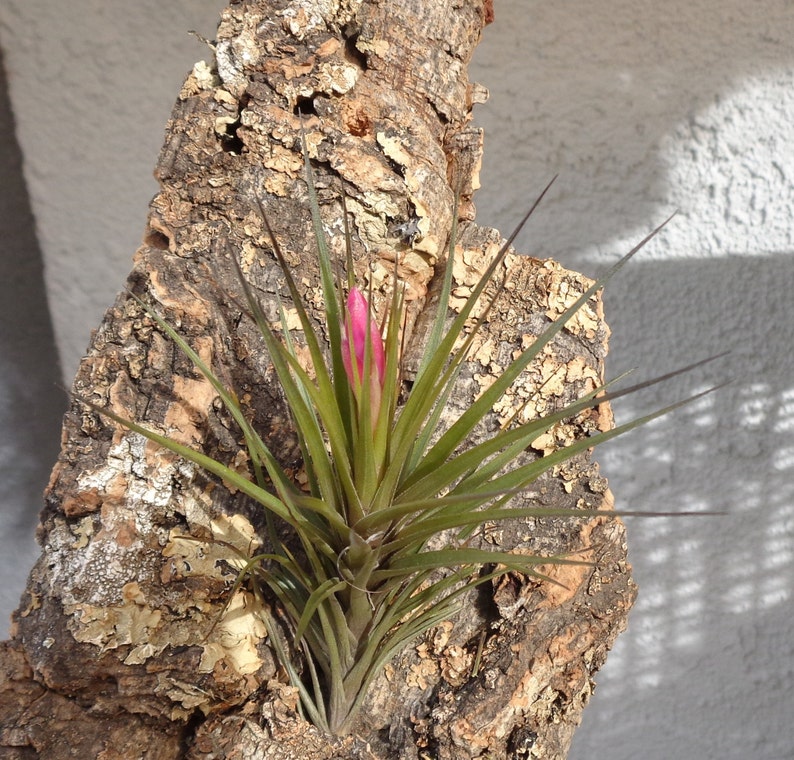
{"left": 1, "top": 1, "right": 636, "bottom": 758}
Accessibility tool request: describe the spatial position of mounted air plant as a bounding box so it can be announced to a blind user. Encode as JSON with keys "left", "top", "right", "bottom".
{"left": 85, "top": 143, "right": 720, "bottom": 735}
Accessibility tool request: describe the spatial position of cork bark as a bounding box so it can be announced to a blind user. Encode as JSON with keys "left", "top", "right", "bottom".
{"left": 0, "top": 1, "right": 636, "bottom": 758}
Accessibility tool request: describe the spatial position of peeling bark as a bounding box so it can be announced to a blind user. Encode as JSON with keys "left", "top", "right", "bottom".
{"left": 0, "top": 1, "right": 636, "bottom": 758}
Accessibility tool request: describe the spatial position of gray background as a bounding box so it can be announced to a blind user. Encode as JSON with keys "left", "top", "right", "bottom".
{"left": 1, "top": 1, "right": 792, "bottom": 758}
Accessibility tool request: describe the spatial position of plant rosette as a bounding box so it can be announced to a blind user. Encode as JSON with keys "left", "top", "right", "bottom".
{"left": 84, "top": 145, "right": 721, "bottom": 735}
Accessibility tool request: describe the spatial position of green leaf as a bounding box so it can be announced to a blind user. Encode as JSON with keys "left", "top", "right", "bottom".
{"left": 230, "top": 255, "right": 349, "bottom": 516}
{"left": 371, "top": 546, "right": 586, "bottom": 582}
{"left": 294, "top": 577, "right": 348, "bottom": 644}
{"left": 299, "top": 129, "right": 349, "bottom": 416}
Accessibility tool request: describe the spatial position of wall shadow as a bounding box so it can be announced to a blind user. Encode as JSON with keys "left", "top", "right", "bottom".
{"left": 568, "top": 255, "right": 794, "bottom": 759}
{"left": 0, "top": 46, "right": 67, "bottom": 636}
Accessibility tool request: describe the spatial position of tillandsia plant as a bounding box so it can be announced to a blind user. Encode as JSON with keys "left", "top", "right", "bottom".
{"left": 86, "top": 143, "right": 719, "bottom": 735}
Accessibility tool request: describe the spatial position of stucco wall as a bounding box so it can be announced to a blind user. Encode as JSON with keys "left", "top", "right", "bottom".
{"left": 1, "top": 1, "right": 792, "bottom": 758}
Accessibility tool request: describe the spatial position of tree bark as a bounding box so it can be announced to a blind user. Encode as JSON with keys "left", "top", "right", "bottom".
{"left": 0, "top": 1, "right": 636, "bottom": 758}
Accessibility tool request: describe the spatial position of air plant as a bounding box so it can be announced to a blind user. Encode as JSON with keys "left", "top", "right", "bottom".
{"left": 85, "top": 143, "right": 719, "bottom": 735}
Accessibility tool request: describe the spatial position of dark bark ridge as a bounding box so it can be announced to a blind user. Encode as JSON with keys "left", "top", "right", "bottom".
{"left": 1, "top": 2, "right": 636, "bottom": 758}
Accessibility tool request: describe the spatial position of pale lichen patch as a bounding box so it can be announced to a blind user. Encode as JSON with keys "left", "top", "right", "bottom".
{"left": 66, "top": 581, "right": 163, "bottom": 654}
{"left": 70, "top": 515, "right": 95, "bottom": 549}
{"left": 163, "top": 514, "right": 269, "bottom": 679}
{"left": 530, "top": 421, "right": 581, "bottom": 456}
{"left": 328, "top": 152, "right": 399, "bottom": 207}
{"left": 164, "top": 513, "right": 262, "bottom": 578}
{"left": 155, "top": 673, "right": 213, "bottom": 716}
{"left": 61, "top": 510, "right": 270, "bottom": 718}
{"left": 52, "top": 433, "right": 185, "bottom": 609}
{"left": 198, "top": 590, "right": 268, "bottom": 676}
{"left": 262, "top": 170, "right": 292, "bottom": 197}
{"left": 262, "top": 142, "right": 304, "bottom": 175}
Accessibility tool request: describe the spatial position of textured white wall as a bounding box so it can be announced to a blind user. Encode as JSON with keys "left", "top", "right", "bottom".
{"left": 1, "top": 1, "right": 792, "bottom": 758}
{"left": 469, "top": 4, "right": 794, "bottom": 758}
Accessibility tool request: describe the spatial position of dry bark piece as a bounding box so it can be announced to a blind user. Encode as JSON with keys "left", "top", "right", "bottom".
{"left": 0, "top": 1, "right": 636, "bottom": 758}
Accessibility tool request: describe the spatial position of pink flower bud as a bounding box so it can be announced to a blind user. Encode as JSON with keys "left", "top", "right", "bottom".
{"left": 342, "top": 288, "right": 386, "bottom": 420}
